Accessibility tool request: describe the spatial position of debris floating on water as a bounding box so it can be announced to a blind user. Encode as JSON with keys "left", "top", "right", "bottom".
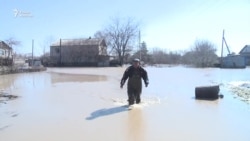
{"left": 0, "top": 91, "right": 19, "bottom": 104}
{"left": 229, "top": 81, "right": 250, "bottom": 104}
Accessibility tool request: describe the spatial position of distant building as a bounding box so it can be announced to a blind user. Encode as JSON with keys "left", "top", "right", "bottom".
{"left": 239, "top": 45, "right": 250, "bottom": 65}
{"left": 220, "top": 55, "right": 246, "bottom": 68}
{"left": 0, "top": 40, "right": 13, "bottom": 66}
{"left": 50, "top": 38, "right": 109, "bottom": 66}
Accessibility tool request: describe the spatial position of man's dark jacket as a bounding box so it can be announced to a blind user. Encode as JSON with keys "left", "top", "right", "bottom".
{"left": 120, "top": 66, "right": 149, "bottom": 87}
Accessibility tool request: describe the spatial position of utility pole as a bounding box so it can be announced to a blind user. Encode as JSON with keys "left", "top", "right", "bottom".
{"left": 220, "top": 30, "right": 224, "bottom": 65}
{"left": 221, "top": 29, "right": 232, "bottom": 67}
{"left": 221, "top": 29, "right": 232, "bottom": 59}
{"left": 139, "top": 30, "right": 141, "bottom": 60}
{"left": 32, "top": 39, "right": 34, "bottom": 67}
{"left": 60, "top": 38, "right": 62, "bottom": 66}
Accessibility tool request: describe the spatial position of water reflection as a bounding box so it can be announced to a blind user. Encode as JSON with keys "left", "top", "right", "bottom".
{"left": 50, "top": 72, "right": 107, "bottom": 84}
{"left": 0, "top": 72, "right": 107, "bottom": 90}
{"left": 195, "top": 99, "right": 219, "bottom": 106}
{"left": 126, "top": 108, "right": 146, "bottom": 141}
{"left": 0, "top": 74, "right": 17, "bottom": 90}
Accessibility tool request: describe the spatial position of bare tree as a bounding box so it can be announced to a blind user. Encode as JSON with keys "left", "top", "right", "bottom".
{"left": 95, "top": 17, "right": 139, "bottom": 65}
{"left": 150, "top": 48, "right": 167, "bottom": 64}
{"left": 4, "top": 37, "right": 21, "bottom": 65}
{"left": 5, "top": 37, "right": 21, "bottom": 51}
{"left": 39, "top": 36, "right": 55, "bottom": 66}
{"left": 182, "top": 39, "right": 218, "bottom": 67}
{"left": 131, "top": 41, "right": 151, "bottom": 63}
{"left": 41, "top": 36, "right": 55, "bottom": 57}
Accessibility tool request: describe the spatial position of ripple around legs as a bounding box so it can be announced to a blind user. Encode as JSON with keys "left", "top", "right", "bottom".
{"left": 111, "top": 96, "right": 161, "bottom": 107}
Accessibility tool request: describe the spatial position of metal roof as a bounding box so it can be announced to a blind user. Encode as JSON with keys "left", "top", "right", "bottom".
{"left": 239, "top": 45, "right": 250, "bottom": 54}
{"left": 0, "top": 41, "right": 12, "bottom": 50}
{"left": 51, "top": 38, "right": 105, "bottom": 46}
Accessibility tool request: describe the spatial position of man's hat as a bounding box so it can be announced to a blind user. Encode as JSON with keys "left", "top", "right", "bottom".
{"left": 133, "top": 58, "right": 140, "bottom": 62}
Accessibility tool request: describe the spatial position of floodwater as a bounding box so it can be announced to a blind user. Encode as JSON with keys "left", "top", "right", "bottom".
{"left": 0, "top": 66, "right": 250, "bottom": 141}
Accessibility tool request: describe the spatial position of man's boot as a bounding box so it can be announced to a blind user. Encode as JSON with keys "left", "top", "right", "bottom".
{"left": 128, "top": 100, "right": 134, "bottom": 105}
{"left": 128, "top": 95, "right": 135, "bottom": 105}
{"left": 136, "top": 97, "right": 141, "bottom": 104}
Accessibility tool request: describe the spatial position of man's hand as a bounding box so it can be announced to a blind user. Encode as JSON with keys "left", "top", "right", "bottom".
{"left": 120, "top": 82, "right": 124, "bottom": 89}
{"left": 145, "top": 82, "right": 149, "bottom": 87}
{"left": 120, "top": 80, "right": 125, "bottom": 89}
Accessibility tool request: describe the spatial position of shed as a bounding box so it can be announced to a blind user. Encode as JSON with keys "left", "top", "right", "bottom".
{"left": 221, "top": 54, "right": 246, "bottom": 68}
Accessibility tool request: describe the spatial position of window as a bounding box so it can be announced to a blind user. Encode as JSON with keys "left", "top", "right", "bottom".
{"left": 0, "top": 49, "right": 4, "bottom": 55}
{"left": 56, "top": 48, "right": 60, "bottom": 53}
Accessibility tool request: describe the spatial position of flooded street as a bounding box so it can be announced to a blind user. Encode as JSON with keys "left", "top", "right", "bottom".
{"left": 0, "top": 66, "right": 250, "bottom": 141}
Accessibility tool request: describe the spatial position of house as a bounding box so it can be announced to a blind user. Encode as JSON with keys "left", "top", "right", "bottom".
{"left": 239, "top": 45, "right": 250, "bottom": 65}
{"left": 0, "top": 40, "right": 13, "bottom": 66}
{"left": 50, "top": 38, "right": 109, "bottom": 66}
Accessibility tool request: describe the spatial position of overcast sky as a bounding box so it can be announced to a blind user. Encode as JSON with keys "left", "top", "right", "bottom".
{"left": 1, "top": 0, "right": 250, "bottom": 56}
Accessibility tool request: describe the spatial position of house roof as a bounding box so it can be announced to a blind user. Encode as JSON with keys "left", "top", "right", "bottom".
{"left": 239, "top": 45, "right": 250, "bottom": 54}
{"left": 51, "top": 38, "right": 106, "bottom": 47}
{"left": 0, "top": 40, "right": 12, "bottom": 50}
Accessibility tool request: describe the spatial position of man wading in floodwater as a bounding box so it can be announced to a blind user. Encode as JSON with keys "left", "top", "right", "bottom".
{"left": 120, "top": 58, "right": 149, "bottom": 105}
